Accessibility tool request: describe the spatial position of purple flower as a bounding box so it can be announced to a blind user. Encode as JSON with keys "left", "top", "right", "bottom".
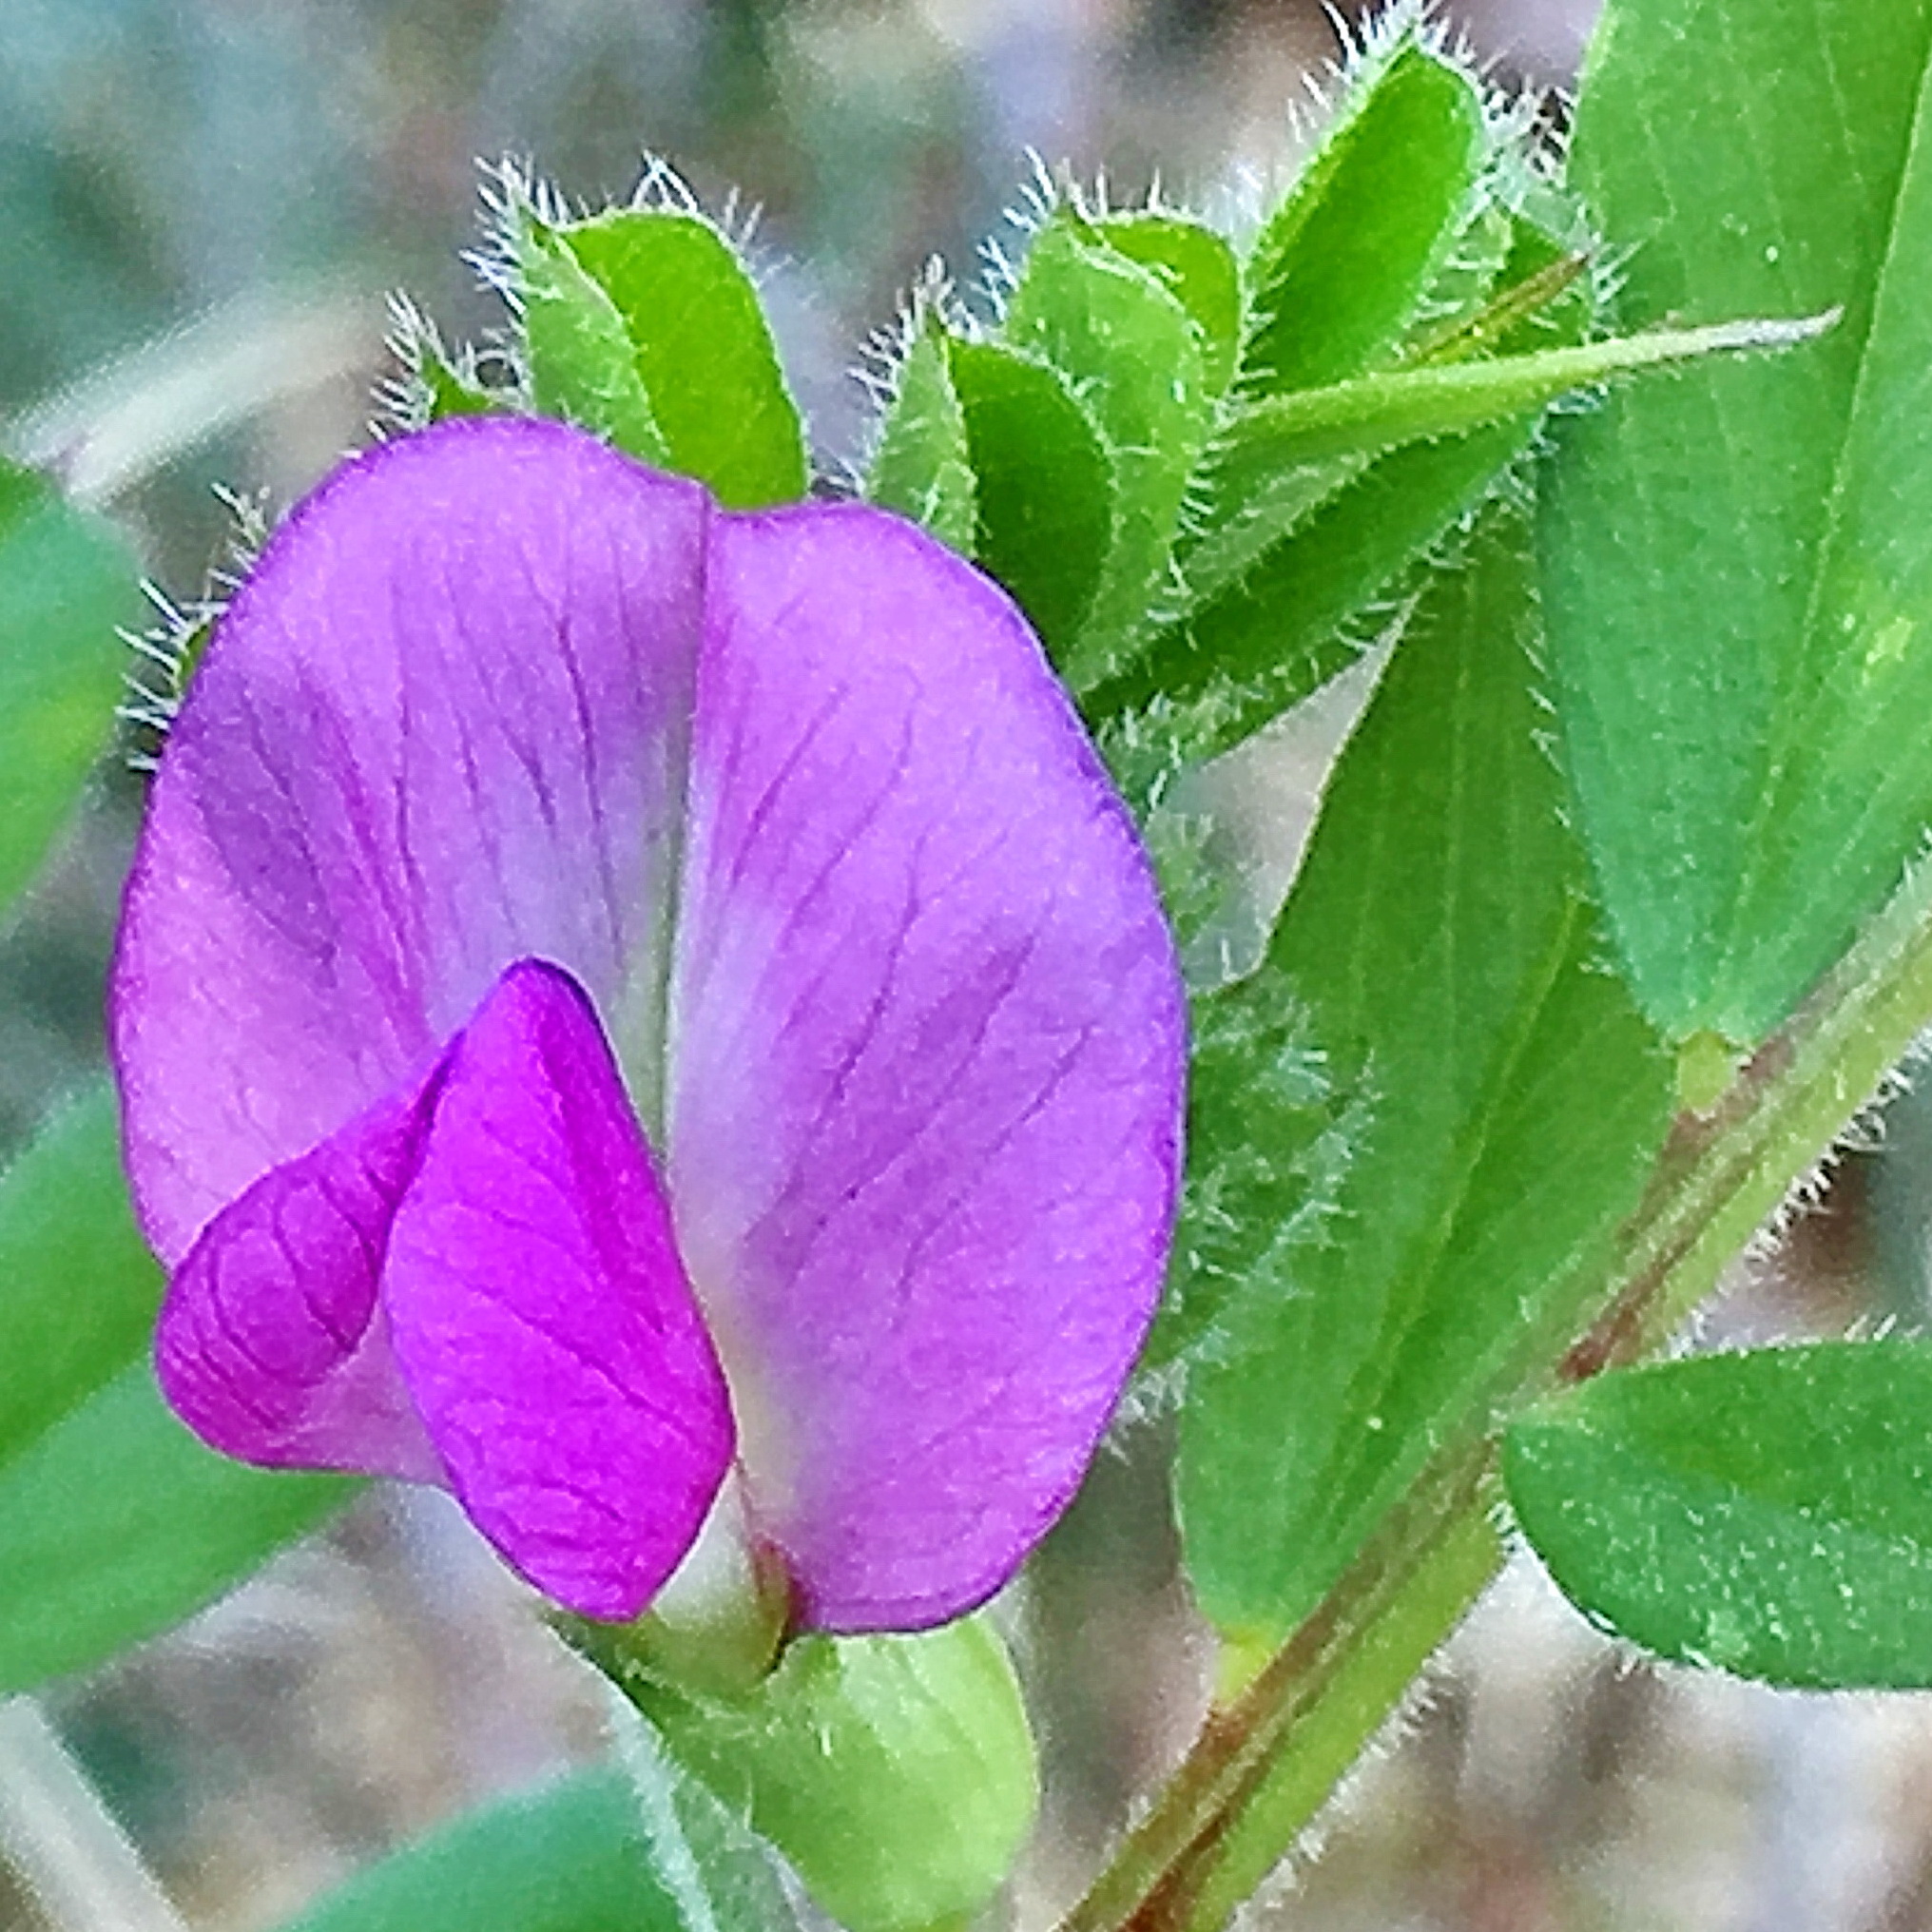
{"left": 109, "top": 418, "right": 1183, "bottom": 1633}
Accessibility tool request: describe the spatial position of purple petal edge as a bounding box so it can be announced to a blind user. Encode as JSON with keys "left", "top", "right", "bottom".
{"left": 670, "top": 503, "right": 1186, "bottom": 1632}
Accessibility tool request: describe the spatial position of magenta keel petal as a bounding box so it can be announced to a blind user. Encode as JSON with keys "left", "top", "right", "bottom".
{"left": 155, "top": 1077, "right": 445, "bottom": 1482}
{"left": 384, "top": 961, "right": 735, "bottom": 1620}
{"left": 670, "top": 505, "right": 1185, "bottom": 1632}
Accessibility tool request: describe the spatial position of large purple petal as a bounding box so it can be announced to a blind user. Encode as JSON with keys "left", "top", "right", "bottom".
{"left": 667, "top": 507, "right": 1185, "bottom": 1632}
{"left": 385, "top": 960, "right": 733, "bottom": 1620}
{"left": 113, "top": 419, "right": 708, "bottom": 1264}
{"left": 116, "top": 418, "right": 1184, "bottom": 1632}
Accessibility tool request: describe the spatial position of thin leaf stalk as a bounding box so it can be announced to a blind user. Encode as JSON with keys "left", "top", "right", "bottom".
{"left": 1058, "top": 850, "right": 1932, "bottom": 1932}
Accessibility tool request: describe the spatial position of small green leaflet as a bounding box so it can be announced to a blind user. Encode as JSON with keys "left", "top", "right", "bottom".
{"left": 596, "top": 1616, "right": 1037, "bottom": 1932}
{"left": 517, "top": 220, "right": 667, "bottom": 461}
{"left": 1175, "top": 510, "right": 1673, "bottom": 1643}
{"left": 515, "top": 203, "right": 807, "bottom": 507}
{"left": 1540, "top": 0, "right": 1932, "bottom": 1043}
{"left": 948, "top": 337, "right": 1112, "bottom": 662}
{"left": 1244, "top": 33, "right": 1486, "bottom": 396}
{"left": 1099, "top": 212, "right": 1243, "bottom": 396}
{"left": 864, "top": 315, "right": 976, "bottom": 554}
{"left": 0, "top": 1087, "right": 345, "bottom": 1690}
{"left": 1003, "top": 215, "right": 1213, "bottom": 690}
{"left": 0, "top": 456, "right": 142, "bottom": 919}
{"left": 1164, "top": 33, "right": 1489, "bottom": 623}
{"left": 1108, "top": 420, "right": 1534, "bottom": 777}
{"left": 1506, "top": 1342, "right": 1932, "bottom": 1689}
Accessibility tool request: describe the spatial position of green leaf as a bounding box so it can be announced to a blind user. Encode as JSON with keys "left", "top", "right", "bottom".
{"left": 865, "top": 316, "right": 976, "bottom": 552}
{"left": 278, "top": 1723, "right": 800, "bottom": 1932}
{"left": 1176, "top": 510, "right": 1674, "bottom": 1641}
{"left": 1164, "top": 275, "right": 1787, "bottom": 638}
{"left": 602, "top": 1618, "right": 1037, "bottom": 1932}
{"left": 1505, "top": 1341, "right": 1932, "bottom": 1689}
{"left": 0, "top": 1083, "right": 158, "bottom": 1461}
{"left": 560, "top": 208, "right": 807, "bottom": 507}
{"left": 1099, "top": 212, "right": 1244, "bottom": 396}
{"left": 0, "top": 1090, "right": 346, "bottom": 1690}
{"left": 948, "top": 337, "right": 1112, "bottom": 661}
{"left": 1092, "top": 228, "right": 1598, "bottom": 768}
{"left": 1100, "top": 421, "right": 1530, "bottom": 773}
{"left": 1158, "top": 308, "right": 1817, "bottom": 640}
{"left": 1004, "top": 217, "right": 1214, "bottom": 687}
{"left": 515, "top": 220, "right": 667, "bottom": 460}
{"left": 278, "top": 1772, "right": 687, "bottom": 1932}
{"left": 1223, "top": 313, "right": 1829, "bottom": 473}
{"left": 1165, "top": 443, "right": 1364, "bottom": 626}
{"left": 0, "top": 1363, "right": 346, "bottom": 1690}
{"left": 0, "top": 458, "right": 142, "bottom": 917}
{"left": 1539, "top": 0, "right": 1932, "bottom": 1042}
{"left": 1244, "top": 34, "right": 1487, "bottom": 396}
{"left": 391, "top": 305, "right": 505, "bottom": 425}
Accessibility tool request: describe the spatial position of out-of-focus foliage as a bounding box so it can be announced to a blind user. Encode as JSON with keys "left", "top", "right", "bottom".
{"left": 21, "top": 9, "right": 1932, "bottom": 1932}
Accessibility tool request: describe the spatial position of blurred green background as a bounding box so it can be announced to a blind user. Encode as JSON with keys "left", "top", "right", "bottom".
{"left": 0, "top": 0, "right": 1588, "bottom": 1148}
{"left": 19, "top": 7, "right": 1932, "bottom": 1932}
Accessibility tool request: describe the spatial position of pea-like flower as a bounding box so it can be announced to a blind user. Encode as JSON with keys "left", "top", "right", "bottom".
{"left": 111, "top": 418, "right": 1183, "bottom": 1633}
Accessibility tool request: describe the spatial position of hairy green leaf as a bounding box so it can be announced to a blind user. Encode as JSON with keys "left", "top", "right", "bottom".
{"left": 1507, "top": 1342, "right": 1932, "bottom": 1688}
{"left": 562, "top": 209, "right": 807, "bottom": 507}
{"left": 948, "top": 337, "right": 1112, "bottom": 661}
{"left": 1245, "top": 35, "right": 1486, "bottom": 396}
{"left": 1093, "top": 227, "right": 1594, "bottom": 767}
{"left": 1177, "top": 511, "right": 1673, "bottom": 1641}
{"left": 0, "top": 458, "right": 141, "bottom": 918}
{"left": 865, "top": 316, "right": 976, "bottom": 552}
{"left": 1540, "top": 0, "right": 1932, "bottom": 1042}
{"left": 516, "top": 221, "right": 667, "bottom": 459}
{"left": 1100, "top": 211, "right": 1243, "bottom": 395}
{"left": 1004, "top": 217, "right": 1213, "bottom": 687}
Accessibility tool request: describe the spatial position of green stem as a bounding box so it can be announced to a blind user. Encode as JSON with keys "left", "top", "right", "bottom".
{"left": 1563, "top": 842, "right": 1932, "bottom": 1382}
{"left": 1057, "top": 854, "right": 1932, "bottom": 1932}
{"left": 1225, "top": 311, "right": 1833, "bottom": 470}
{"left": 1176, "top": 1503, "right": 1501, "bottom": 1930}
{"left": 1056, "top": 1441, "right": 1493, "bottom": 1932}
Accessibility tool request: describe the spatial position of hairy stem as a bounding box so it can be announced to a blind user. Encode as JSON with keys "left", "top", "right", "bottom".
{"left": 1059, "top": 855, "right": 1932, "bottom": 1932}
